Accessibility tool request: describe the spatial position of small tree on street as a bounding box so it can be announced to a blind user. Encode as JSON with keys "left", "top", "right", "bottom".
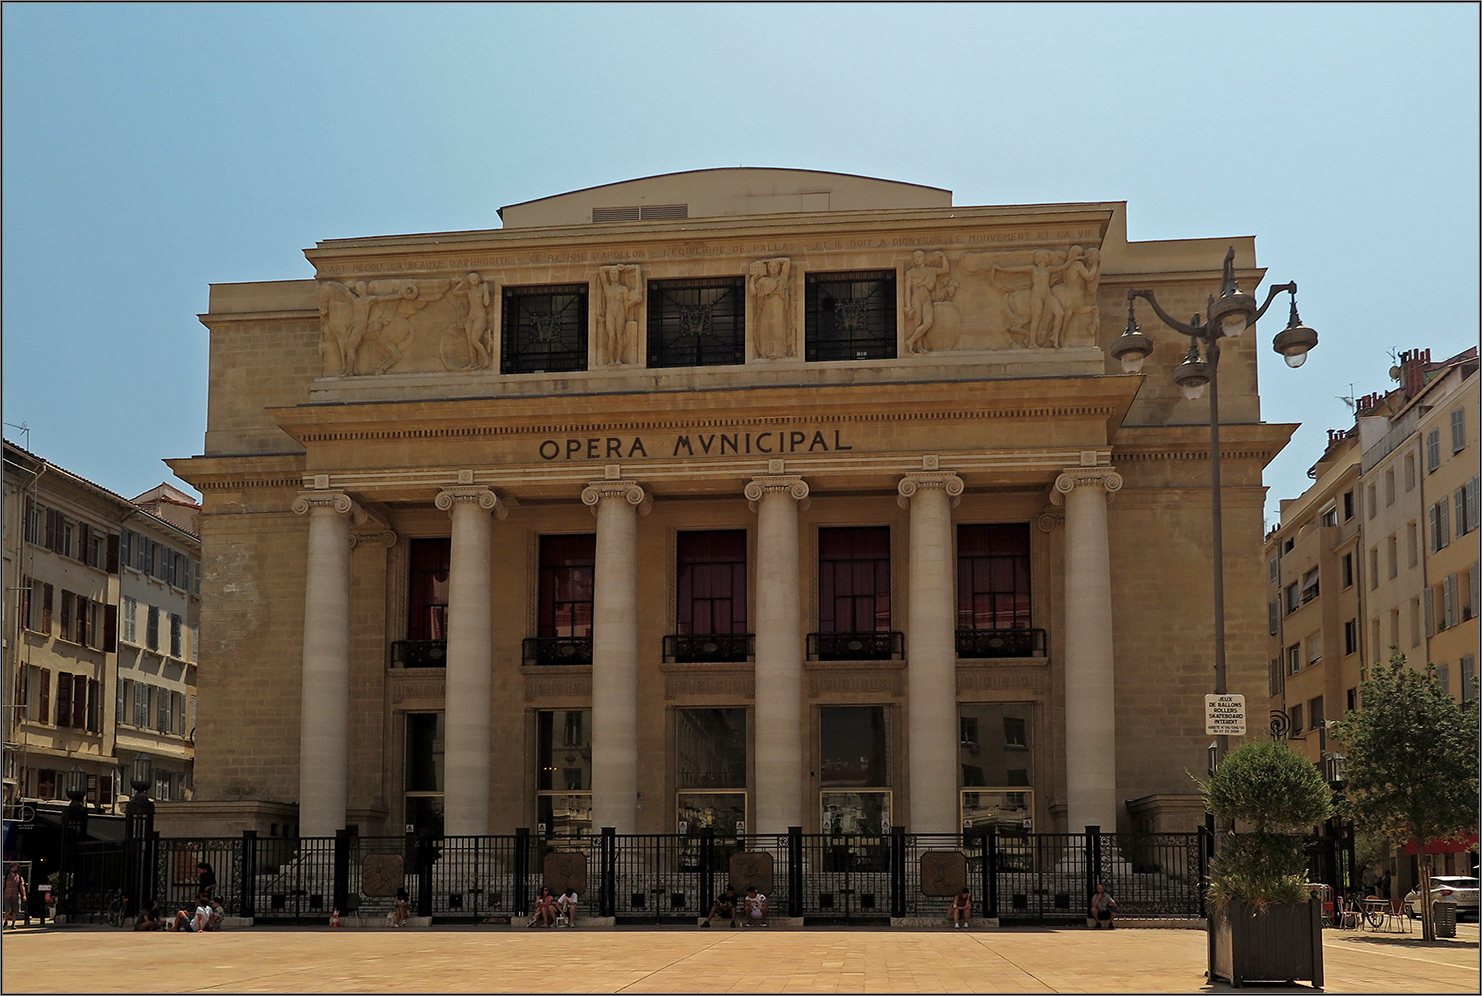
{"left": 1330, "top": 654, "right": 1479, "bottom": 941}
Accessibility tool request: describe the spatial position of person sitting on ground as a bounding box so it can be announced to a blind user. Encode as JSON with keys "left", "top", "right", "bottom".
{"left": 950, "top": 888, "right": 971, "bottom": 928}
{"left": 530, "top": 887, "right": 557, "bottom": 927}
{"left": 742, "top": 886, "right": 769, "bottom": 927}
{"left": 702, "top": 885, "right": 739, "bottom": 928}
{"left": 134, "top": 900, "right": 164, "bottom": 931}
{"left": 205, "top": 899, "right": 224, "bottom": 931}
{"left": 389, "top": 887, "right": 411, "bottom": 927}
{"left": 1089, "top": 883, "right": 1116, "bottom": 929}
{"left": 169, "top": 900, "right": 212, "bottom": 933}
{"left": 556, "top": 889, "right": 578, "bottom": 927}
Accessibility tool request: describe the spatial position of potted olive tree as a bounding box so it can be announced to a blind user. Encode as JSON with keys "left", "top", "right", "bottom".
{"left": 1201, "top": 739, "right": 1332, "bottom": 987}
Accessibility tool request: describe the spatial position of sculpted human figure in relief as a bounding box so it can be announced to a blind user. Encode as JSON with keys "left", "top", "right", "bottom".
{"left": 903, "top": 250, "right": 958, "bottom": 353}
{"left": 1052, "top": 246, "right": 1101, "bottom": 347}
{"left": 748, "top": 257, "right": 792, "bottom": 359}
{"left": 442, "top": 271, "right": 493, "bottom": 371}
{"left": 597, "top": 265, "right": 644, "bottom": 365}
{"left": 320, "top": 279, "right": 417, "bottom": 376}
{"left": 985, "top": 250, "right": 1074, "bottom": 348}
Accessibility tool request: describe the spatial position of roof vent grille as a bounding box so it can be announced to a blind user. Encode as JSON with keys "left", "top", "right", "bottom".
{"left": 592, "top": 204, "right": 688, "bottom": 223}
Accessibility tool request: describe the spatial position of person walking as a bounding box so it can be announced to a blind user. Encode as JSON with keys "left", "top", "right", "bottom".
{"left": 4, "top": 866, "right": 27, "bottom": 929}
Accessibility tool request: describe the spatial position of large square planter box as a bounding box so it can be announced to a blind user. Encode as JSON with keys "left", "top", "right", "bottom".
{"left": 1208, "top": 898, "right": 1323, "bottom": 987}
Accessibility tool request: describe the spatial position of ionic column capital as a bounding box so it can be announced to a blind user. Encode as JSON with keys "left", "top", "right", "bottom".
{"left": 1049, "top": 468, "right": 1123, "bottom": 506}
{"left": 349, "top": 529, "right": 398, "bottom": 550}
{"left": 291, "top": 489, "right": 367, "bottom": 523}
{"left": 581, "top": 480, "right": 651, "bottom": 516}
{"left": 896, "top": 473, "right": 964, "bottom": 510}
{"left": 745, "top": 475, "right": 810, "bottom": 513}
{"left": 435, "top": 486, "right": 510, "bottom": 519}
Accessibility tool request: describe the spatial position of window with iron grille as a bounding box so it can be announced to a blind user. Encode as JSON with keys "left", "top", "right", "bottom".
{"left": 805, "top": 271, "right": 897, "bottom": 361}
{"left": 818, "top": 527, "right": 891, "bottom": 633}
{"left": 957, "top": 524, "right": 1031, "bottom": 629}
{"left": 501, "top": 284, "right": 588, "bottom": 374}
{"left": 646, "top": 278, "right": 745, "bottom": 368}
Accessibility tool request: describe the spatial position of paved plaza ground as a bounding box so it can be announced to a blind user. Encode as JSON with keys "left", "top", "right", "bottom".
{"left": 2, "top": 922, "right": 1477, "bottom": 993}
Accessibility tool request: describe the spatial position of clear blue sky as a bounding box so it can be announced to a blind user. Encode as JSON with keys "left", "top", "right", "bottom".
{"left": 4, "top": 3, "right": 1477, "bottom": 523}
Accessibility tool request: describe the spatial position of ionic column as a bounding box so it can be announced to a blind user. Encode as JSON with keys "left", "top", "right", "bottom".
{"left": 745, "top": 475, "right": 810, "bottom": 834}
{"left": 435, "top": 486, "right": 508, "bottom": 837}
{"left": 1051, "top": 468, "right": 1123, "bottom": 831}
{"left": 292, "top": 489, "right": 362, "bottom": 838}
{"left": 581, "top": 479, "right": 649, "bottom": 833}
{"left": 898, "top": 473, "right": 964, "bottom": 833}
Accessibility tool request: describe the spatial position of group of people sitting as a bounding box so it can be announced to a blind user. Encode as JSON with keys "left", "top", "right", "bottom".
{"left": 701, "top": 885, "right": 770, "bottom": 928}
{"left": 529, "top": 887, "right": 579, "bottom": 927}
{"left": 134, "top": 893, "right": 223, "bottom": 932}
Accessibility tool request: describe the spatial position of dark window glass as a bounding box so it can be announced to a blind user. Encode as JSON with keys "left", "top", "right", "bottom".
{"left": 501, "top": 284, "right": 588, "bottom": 374}
{"left": 537, "top": 709, "right": 591, "bottom": 791}
{"left": 958, "top": 705, "right": 1033, "bottom": 789}
{"left": 407, "top": 539, "right": 450, "bottom": 641}
{"left": 646, "top": 278, "right": 745, "bottom": 368}
{"left": 820, "top": 706, "right": 888, "bottom": 787}
{"left": 676, "top": 708, "right": 746, "bottom": 789}
{"left": 957, "top": 524, "right": 1032, "bottom": 630}
{"left": 405, "top": 712, "right": 444, "bottom": 792}
{"left": 805, "top": 271, "right": 897, "bottom": 361}
{"left": 818, "top": 527, "right": 890, "bottom": 633}
{"left": 677, "top": 530, "right": 747, "bottom": 635}
{"left": 539, "top": 535, "right": 596, "bottom": 638}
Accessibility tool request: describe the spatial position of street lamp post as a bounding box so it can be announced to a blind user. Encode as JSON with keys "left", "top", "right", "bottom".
{"left": 59, "top": 766, "right": 89, "bottom": 917}
{"left": 1113, "top": 248, "right": 1317, "bottom": 766}
{"left": 124, "top": 753, "right": 155, "bottom": 917}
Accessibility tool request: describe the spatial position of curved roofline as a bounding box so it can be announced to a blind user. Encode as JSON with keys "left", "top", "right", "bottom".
{"left": 497, "top": 167, "right": 951, "bottom": 218}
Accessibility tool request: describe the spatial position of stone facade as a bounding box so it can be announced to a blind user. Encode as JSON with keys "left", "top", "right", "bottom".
{"left": 169, "top": 168, "right": 1291, "bottom": 839}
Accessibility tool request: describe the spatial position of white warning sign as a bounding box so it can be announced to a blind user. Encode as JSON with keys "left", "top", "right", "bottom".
{"left": 1205, "top": 694, "right": 1247, "bottom": 736}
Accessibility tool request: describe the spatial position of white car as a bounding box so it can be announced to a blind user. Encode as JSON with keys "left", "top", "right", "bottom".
{"left": 1405, "top": 876, "right": 1479, "bottom": 919}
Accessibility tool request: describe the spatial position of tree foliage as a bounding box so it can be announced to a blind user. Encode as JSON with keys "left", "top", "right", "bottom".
{"left": 1329, "top": 654, "right": 1478, "bottom": 849}
{"left": 1329, "top": 653, "right": 1479, "bottom": 941}
{"left": 1201, "top": 738, "right": 1333, "bottom": 834}
{"left": 1198, "top": 739, "right": 1333, "bottom": 905}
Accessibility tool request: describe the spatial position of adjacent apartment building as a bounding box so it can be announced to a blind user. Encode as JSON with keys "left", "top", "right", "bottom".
{"left": 2, "top": 441, "right": 200, "bottom": 872}
{"left": 1264, "top": 346, "right": 1479, "bottom": 889}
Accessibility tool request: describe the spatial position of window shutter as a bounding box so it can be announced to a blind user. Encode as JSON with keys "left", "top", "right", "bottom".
{"left": 1430, "top": 506, "right": 1440, "bottom": 551}
{"left": 1468, "top": 478, "right": 1480, "bottom": 534}
{"left": 117, "top": 675, "right": 125, "bottom": 717}
{"left": 1472, "top": 562, "right": 1480, "bottom": 620}
{"left": 1268, "top": 600, "right": 1280, "bottom": 635}
{"left": 1439, "top": 498, "right": 1451, "bottom": 547}
{"left": 55, "top": 676, "right": 71, "bottom": 728}
{"left": 87, "top": 678, "right": 100, "bottom": 733}
{"left": 60, "top": 591, "right": 74, "bottom": 642}
{"left": 38, "top": 668, "right": 50, "bottom": 724}
{"left": 103, "top": 603, "right": 117, "bottom": 652}
{"left": 176, "top": 690, "right": 185, "bottom": 735}
{"left": 106, "top": 533, "right": 119, "bottom": 573}
{"left": 1424, "top": 587, "right": 1435, "bottom": 637}
{"left": 17, "top": 666, "right": 29, "bottom": 719}
{"left": 1453, "top": 408, "right": 1466, "bottom": 452}
{"left": 77, "top": 522, "right": 90, "bottom": 564}
{"left": 73, "top": 674, "right": 88, "bottom": 729}
{"left": 41, "top": 583, "right": 53, "bottom": 633}
{"left": 19, "top": 576, "right": 30, "bottom": 630}
{"left": 100, "top": 775, "right": 113, "bottom": 806}
{"left": 120, "top": 529, "right": 132, "bottom": 569}
{"left": 1444, "top": 575, "right": 1459, "bottom": 630}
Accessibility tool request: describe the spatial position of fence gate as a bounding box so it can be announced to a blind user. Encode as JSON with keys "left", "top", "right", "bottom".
{"left": 797, "top": 833, "right": 893, "bottom": 924}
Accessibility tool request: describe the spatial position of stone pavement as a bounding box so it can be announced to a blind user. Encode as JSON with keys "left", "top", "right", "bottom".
{"left": 1, "top": 923, "right": 1477, "bottom": 993}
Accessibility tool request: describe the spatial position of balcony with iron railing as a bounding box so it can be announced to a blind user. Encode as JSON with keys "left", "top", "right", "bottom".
{"left": 522, "top": 636, "right": 593, "bottom": 666}
{"left": 390, "top": 640, "right": 447, "bottom": 668}
{"left": 806, "top": 631, "right": 904, "bottom": 662}
{"left": 662, "top": 633, "right": 754, "bottom": 664}
{"left": 955, "top": 628, "right": 1047, "bottom": 659}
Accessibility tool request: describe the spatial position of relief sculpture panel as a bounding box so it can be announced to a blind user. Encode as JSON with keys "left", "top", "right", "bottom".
{"left": 319, "top": 277, "right": 454, "bottom": 376}
{"left": 909, "top": 245, "right": 1101, "bottom": 353}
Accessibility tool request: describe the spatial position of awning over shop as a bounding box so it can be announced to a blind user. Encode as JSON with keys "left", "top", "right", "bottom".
{"left": 1402, "top": 833, "right": 1479, "bottom": 855}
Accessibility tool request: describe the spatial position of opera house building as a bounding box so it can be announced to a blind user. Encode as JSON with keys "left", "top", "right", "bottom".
{"left": 168, "top": 168, "right": 1290, "bottom": 844}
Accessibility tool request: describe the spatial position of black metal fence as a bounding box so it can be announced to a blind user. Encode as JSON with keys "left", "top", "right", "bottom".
{"left": 65, "top": 826, "right": 1208, "bottom": 925}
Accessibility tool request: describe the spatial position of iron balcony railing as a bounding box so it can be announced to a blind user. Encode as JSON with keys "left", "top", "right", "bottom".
{"left": 662, "top": 633, "right": 754, "bottom": 664}
{"left": 955, "top": 628, "right": 1047, "bottom": 659}
{"left": 807, "top": 631, "right": 904, "bottom": 661}
{"left": 390, "top": 640, "right": 447, "bottom": 668}
{"left": 522, "top": 636, "right": 593, "bottom": 666}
